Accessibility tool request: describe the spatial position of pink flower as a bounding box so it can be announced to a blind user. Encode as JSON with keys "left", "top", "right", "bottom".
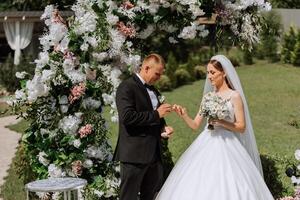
{"left": 69, "top": 83, "right": 86, "bottom": 104}
{"left": 121, "top": 1, "right": 134, "bottom": 9}
{"left": 117, "top": 21, "right": 136, "bottom": 38}
{"left": 71, "top": 160, "right": 83, "bottom": 176}
{"left": 78, "top": 124, "right": 93, "bottom": 138}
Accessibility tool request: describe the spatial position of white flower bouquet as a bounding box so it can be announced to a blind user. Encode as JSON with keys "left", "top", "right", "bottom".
{"left": 199, "top": 92, "right": 231, "bottom": 130}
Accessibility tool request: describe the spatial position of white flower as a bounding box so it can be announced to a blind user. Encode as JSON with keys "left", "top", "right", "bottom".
{"left": 295, "top": 149, "right": 300, "bottom": 160}
{"left": 59, "top": 115, "right": 82, "bottom": 135}
{"left": 158, "top": 22, "right": 178, "bottom": 33}
{"left": 121, "top": 54, "right": 141, "bottom": 70}
{"left": 82, "top": 97, "right": 102, "bottom": 110}
{"left": 168, "top": 37, "right": 178, "bottom": 44}
{"left": 35, "top": 51, "right": 49, "bottom": 69}
{"left": 15, "top": 90, "right": 26, "bottom": 100}
{"left": 148, "top": 3, "right": 160, "bottom": 15}
{"left": 93, "top": 52, "right": 109, "bottom": 62}
{"left": 117, "top": 6, "right": 136, "bottom": 19}
{"left": 108, "top": 28, "right": 126, "bottom": 57}
{"left": 41, "top": 69, "right": 55, "bottom": 83}
{"left": 59, "top": 35, "right": 70, "bottom": 53}
{"left": 87, "top": 36, "right": 98, "bottom": 48}
{"left": 262, "top": 2, "right": 272, "bottom": 11}
{"left": 48, "top": 164, "right": 64, "bottom": 178}
{"left": 80, "top": 42, "right": 89, "bottom": 51}
{"left": 26, "top": 74, "right": 50, "bottom": 102}
{"left": 178, "top": 22, "right": 202, "bottom": 40}
{"left": 94, "top": 189, "right": 104, "bottom": 197}
{"left": 106, "top": 13, "right": 119, "bottom": 25}
{"left": 199, "top": 29, "right": 209, "bottom": 38}
{"left": 60, "top": 105, "right": 69, "bottom": 113}
{"left": 85, "top": 145, "right": 108, "bottom": 160}
{"left": 16, "top": 71, "right": 28, "bottom": 79}
{"left": 73, "top": 139, "right": 81, "bottom": 148}
{"left": 59, "top": 95, "right": 68, "bottom": 104}
{"left": 38, "top": 151, "right": 50, "bottom": 166}
{"left": 137, "top": 25, "right": 155, "bottom": 39}
{"left": 83, "top": 159, "right": 93, "bottom": 168}
{"left": 65, "top": 69, "right": 86, "bottom": 84}
{"left": 74, "top": 12, "right": 98, "bottom": 35}
{"left": 41, "top": 5, "right": 54, "bottom": 20}
{"left": 189, "top": 5, "right": 205, "bottom": 19}
{"left": 49, "top": 23, "right": 68, "bottom": 44}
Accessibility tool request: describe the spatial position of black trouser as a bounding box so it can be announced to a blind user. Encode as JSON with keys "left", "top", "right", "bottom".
{"left": 119, "top": 161, "right": 163, "bottom": 200}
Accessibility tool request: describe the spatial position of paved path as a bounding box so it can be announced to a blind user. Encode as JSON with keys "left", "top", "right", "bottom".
{"left": 0, "top": 115, "right": 22, "bottom": 199}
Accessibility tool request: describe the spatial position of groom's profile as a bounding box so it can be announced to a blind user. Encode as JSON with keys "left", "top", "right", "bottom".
{"left": 114, "top": 53, "right": 173, "bottom": 200}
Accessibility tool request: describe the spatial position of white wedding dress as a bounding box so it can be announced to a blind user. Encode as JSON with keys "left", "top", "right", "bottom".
{"left": 155, "top": 98, "right": 274, "bottom": 200}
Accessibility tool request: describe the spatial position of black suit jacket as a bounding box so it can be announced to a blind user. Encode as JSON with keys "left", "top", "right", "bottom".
{"left": 113, "top": 74, "right": 166, "bottom": 164}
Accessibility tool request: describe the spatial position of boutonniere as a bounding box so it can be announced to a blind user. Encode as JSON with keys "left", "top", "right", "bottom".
{"left": 158, "top": 95, "right": 166, "bottom": 104}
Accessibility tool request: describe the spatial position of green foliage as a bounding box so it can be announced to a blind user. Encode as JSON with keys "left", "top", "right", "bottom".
{"left": 269, "top": 0, "right": 300, "bottom": 8}
{"left": 291, "top": 32, "right": 300, "bottom": 66}
{"left": 165, "top": 52, "right": 179, "bottom": 87}
{"left": 194, "top": 65, "right": 206, "bottom": 80}
{"left": 255, "top": 10, "right": 283, "bottom": 62}
{"left": 242, "top": 50, "right": 254, "bottom": 65}
{"left": 0, "top": 54, "right": 35, "bottom": 93}
{"left": 281, "top": 26, "right": 298, "bottom": 64}
{"left": 261, "top": 154, "right": 295, "bottom": 198}
{"left": 0, "top": 144, "right": 36, "bottom": 200}
{"left": 174, "top": 68, "right": 191, "bottom": 87}
{"left": 156, "top": 75, "right": 172, "bottom": 91}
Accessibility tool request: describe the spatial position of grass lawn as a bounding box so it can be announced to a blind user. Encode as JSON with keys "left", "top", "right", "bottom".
{"left": 1, "top": 61, "right": 300, "bottom": 199}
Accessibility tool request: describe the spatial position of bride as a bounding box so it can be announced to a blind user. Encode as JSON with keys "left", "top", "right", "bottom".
{"left": 155, "top": 55, "right": 274, "bottom": 200}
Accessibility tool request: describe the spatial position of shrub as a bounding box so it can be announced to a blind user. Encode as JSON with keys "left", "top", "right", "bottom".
{"left": 228, "top": 55, "right": 241, "bottom": 67}
{"left": 174, "top": 68, "right": 191, "bottom": 87}
{"left": 194, "top": 65, "right": 206, "bottom": 80}
{"left": 0, "top": 54, "right": 35, "bottom": 93}
{"left": 242, "top": 50, "right": 254, "bottom": 65}
{"left": 261, "top": 153, "right": 297, "bottom": 198}
{"left": 156, "top": 75, "right": 172, "bottom": 91}
{"left": 255, "top": 10, "right": 282, "bottom": 62}
{"left": 165, "top": 52, "right": 179, "bottom": 87}
{"left": 281, "top": 26, "right": 297, "bottom": 64}
{"left": 291, "top": 32, "right": 300, "bottom": 66}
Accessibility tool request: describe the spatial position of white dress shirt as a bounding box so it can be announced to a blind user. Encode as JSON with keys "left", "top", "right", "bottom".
{"left": 136, "top": 73, "right": 159, "bottom": 110}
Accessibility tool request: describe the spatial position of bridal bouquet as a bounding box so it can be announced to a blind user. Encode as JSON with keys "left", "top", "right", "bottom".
{"left": 199, "top": 92, "right": 231, "bottom": 130}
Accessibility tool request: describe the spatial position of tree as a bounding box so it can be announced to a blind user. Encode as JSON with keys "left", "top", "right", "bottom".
{"left": 291, "top": 32, "right": 300, "bottom": 66}
{"left": 281, "top": 26, "right": 297, "bottom": 64}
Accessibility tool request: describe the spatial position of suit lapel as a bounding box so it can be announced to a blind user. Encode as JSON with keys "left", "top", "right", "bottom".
{"left": 133, "top": 74, "right": 154, "bottom": 110}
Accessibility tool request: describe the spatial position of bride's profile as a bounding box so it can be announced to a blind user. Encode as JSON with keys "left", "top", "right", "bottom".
{"left": 155, "top": 55, "right": 274, "bottom": 200}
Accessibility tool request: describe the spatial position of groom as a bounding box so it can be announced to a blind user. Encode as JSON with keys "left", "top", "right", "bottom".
{"left": 114, "top": 53, "right": 173, "bottom": 200}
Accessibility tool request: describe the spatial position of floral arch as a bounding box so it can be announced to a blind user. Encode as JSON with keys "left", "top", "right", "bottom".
{"left": 11, "top": 0, "right": 270, "bottom": 198}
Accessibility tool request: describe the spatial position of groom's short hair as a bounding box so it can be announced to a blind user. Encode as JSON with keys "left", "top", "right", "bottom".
{"left": 143, "top": 53, "right": 165, "bottom": 67}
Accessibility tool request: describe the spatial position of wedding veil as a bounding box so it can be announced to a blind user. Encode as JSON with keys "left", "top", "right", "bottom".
{"left": 203, "top": 55, "right": 264, "bottom": 176}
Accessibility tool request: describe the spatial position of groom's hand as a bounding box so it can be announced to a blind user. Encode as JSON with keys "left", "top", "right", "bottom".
{"left": 157, "top": 103, "right": 172, "bottom": 118}
{"left": 161, "top": 126, "right": 174, "bottom": 138}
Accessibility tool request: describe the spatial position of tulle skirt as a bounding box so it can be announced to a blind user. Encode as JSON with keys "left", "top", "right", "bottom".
{"left": 155, "top": 128, "right": 274, "bottom": 200}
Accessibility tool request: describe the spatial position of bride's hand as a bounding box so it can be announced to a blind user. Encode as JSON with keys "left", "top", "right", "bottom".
{"left": 172, "top": 104, "right": 187, "bottom": 117}
{"left": 208, "top": 118, "right": 222, "bottom": 126}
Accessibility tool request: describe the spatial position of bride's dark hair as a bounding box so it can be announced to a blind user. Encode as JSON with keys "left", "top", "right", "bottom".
{"left": 209, "top": 59, "right": 233, "bottom": 89}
